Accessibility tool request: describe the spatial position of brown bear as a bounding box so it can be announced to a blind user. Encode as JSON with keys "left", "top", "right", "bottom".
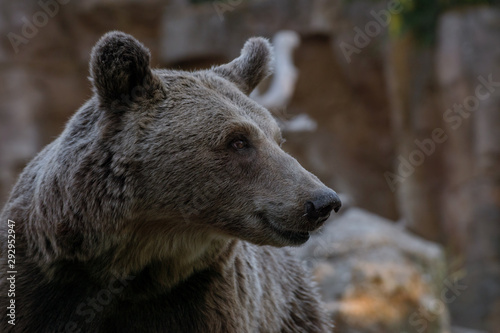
{"left": 0, "top": 31, "right": 341, "bottom": 332}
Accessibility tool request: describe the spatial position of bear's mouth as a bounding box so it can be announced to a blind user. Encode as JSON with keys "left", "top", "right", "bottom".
{"left": 256, "top": 213, "right": 310, "bottom": 245}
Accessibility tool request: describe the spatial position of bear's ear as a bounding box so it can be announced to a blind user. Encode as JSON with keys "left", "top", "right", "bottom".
{"left": 90, "top": 31, "right": 163, "bottom": 108}
{"left": 213, "top": 37, "right": 274, "bottom": 95}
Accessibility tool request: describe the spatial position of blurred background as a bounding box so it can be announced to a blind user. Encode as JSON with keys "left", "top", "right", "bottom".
{"left": 1, "top": 0, "right": 499, "bottom": 332}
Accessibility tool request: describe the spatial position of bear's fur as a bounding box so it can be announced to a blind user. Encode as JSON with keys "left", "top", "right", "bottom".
{"left": 0, "top": 31, "right": 341, "bottom": 332}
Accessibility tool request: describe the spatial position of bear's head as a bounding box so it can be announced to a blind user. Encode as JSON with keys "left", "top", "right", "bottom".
{"left": 89, "top": 31, "right": 341, "bottom": 250}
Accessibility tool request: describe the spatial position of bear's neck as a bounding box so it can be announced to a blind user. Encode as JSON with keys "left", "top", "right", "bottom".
{"left": 110, "top": 220, "right": 237, "bottom": 291}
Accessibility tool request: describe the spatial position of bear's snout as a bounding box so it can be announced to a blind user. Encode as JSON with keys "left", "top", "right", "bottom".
{"left": 304, "top": 190, "right": 341, "bottom": 226}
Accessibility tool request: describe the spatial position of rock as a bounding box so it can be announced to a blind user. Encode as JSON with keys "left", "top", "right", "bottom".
{"left": 293, "top": 208, "right": 450, "bottom": 333}
{"left": 436, "top": 7, "right": 500, "bottom": 331}
{"left": 384, "top": 34, "right": 444, "bottom": 243}
{"left": 160, "top": 0, "right": 342, "bottom": 64}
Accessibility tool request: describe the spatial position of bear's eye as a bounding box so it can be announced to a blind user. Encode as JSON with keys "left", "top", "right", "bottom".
{"left": 231, "top": 138, "right": 249, "bottom": 150}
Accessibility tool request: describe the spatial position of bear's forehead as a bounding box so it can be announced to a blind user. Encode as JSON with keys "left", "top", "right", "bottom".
{"left": 156, "top": 69, "right": 281, "bottom": 141}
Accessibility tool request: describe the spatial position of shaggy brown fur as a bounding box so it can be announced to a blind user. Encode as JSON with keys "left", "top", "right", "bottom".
{"left": 0, "top": 31, "right": 340, "bottom": 332}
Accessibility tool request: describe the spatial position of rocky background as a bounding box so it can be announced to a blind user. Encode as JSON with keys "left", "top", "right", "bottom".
{"left": 1, "top": 0, "right": 499, "bottom": 332}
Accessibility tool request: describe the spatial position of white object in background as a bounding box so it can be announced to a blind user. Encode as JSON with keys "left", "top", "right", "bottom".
{"left": 281, "top": 114, "right": 317, "bottom": 133}
{"left": 251, "top": 30, "right": 300, "bottom": 111}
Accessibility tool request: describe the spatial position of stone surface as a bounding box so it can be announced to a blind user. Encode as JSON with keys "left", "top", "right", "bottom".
{"left": 385, "top": 35, "right": 444, "bottom": 243}
{"left": 293, "top": 207, "right": 449, "bottom": 333}
{"left": 160, "top": 0, "right": 342, "bottom": 64}
{"left": 436, "top": 7, "right": 500, "bottom": 331}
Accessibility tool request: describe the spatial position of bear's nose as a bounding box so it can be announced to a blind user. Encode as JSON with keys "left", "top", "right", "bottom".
{"left": 304, "top": 190, "right": 342, "bottom": 224}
